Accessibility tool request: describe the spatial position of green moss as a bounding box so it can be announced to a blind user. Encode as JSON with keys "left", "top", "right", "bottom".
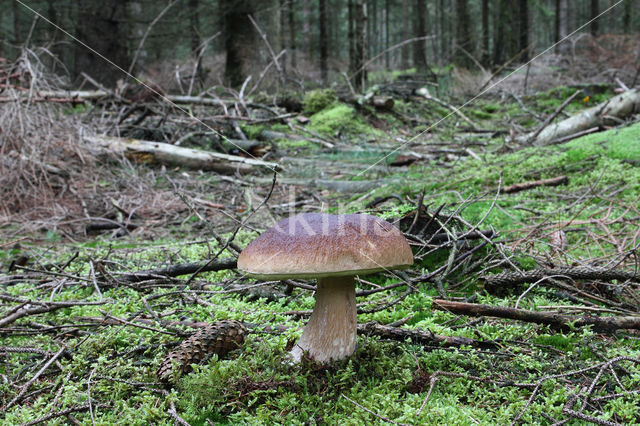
{"left": 482, "top": 103, "right": 500, "bottom": 113}
{"left": 239, "top": 124, "right": 266, "bottom": 140}
{"left": 468, "top": 109, "right": 494, "bottom": 120}
{"left": 303, "top": 89, "right": 338, "bottom": 114}
{"left": 62, "top": 102, "right": 90, "bottom": 115}
{"left": 308, "top": 104, "right": 382, "bottom": 137}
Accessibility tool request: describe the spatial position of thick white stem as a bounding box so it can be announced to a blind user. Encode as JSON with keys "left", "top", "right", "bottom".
{"left": 290, "top": 276, "right": 357, "bottom": 363}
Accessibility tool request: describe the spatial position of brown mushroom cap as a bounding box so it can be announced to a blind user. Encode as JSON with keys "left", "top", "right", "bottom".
{"left": 237, "top": 213, "right": 413, "bottom": 279}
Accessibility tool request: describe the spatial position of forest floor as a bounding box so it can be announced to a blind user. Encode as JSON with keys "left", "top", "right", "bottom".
{"left": 1, "top": 55, "right": 640, "bottom": 425}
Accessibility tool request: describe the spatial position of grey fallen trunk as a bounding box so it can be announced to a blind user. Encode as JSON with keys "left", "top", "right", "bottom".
{"left": 518, "top": 88, "right": 640, "bottom": 146}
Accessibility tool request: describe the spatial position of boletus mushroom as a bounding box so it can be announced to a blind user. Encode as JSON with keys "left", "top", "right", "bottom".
{"left": 237, "top": 213, "right": 413, "bottom": 363}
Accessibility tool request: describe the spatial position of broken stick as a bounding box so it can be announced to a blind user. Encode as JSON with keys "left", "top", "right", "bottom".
{"left": 503, "top": 175, "right": 569, "bottom": 194}
{"left": 432, "top": 299, "right": 640, "bottom": 332}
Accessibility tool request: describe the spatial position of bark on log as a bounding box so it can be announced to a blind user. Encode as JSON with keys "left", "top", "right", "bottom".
{"left": 517, "top": 88, "right": 640, "bottom": 146}
{"left": 84, "top": 135, "right": 281, "bottom": 174}
{"left": 432, "top": 299, "right": 640, "bottom": 332}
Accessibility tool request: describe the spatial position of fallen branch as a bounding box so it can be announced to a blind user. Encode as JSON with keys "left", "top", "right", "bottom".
{"left": 84, "top": 135, "right": 281, "bottom": 175}
{"left": 503, "top": 175, "right": 569, "bottom": 194}
{"left": 0, "top": 297, "right": 108, "bottom": 328}
{"left": 483, "top": 266, "right": 639, "bottom": 288}
{"left": 117, "top": 257, "right": 237, "bottom": 283}
{"left": 432, "top": 299, "right": 640, "bottom": 332}
{"left": 415, "top": 87, "right": 479, "bottom": 130}
{"left": 549, "top": 126, "right": 599, "bottom": 144}
{"left": 0, "top": 89, "right": 109, "bottom": 103}
{"left": 358, "top": 321, "right": 497, "bottom": 349}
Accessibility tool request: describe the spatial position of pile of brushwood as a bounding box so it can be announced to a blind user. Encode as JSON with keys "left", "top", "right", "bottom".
{"left": 2, "top": 52, "right": 640, "bottom": 424}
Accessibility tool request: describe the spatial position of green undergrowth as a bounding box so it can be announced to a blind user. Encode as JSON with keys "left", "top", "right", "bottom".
{"left": 2, "top": 87, "right": 640, "bottom": 425}
{"left": 3, "top": 225, "right": 640, "bottom": 424}
{"left": 359, "top": 122, "right": 640, "bottom": 258}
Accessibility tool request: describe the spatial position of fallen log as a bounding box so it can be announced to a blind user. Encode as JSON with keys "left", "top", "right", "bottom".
{"left": 517, "top": 88, "right": 640, "bottom": 146}
{"left": 432, "top": 299, "right": 640, "bottom": 332}
{"left": 84, "top": 135, "right": 281, "bottom": 174}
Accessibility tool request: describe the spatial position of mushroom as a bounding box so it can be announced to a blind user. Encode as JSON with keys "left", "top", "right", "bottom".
{"left": 237, "top": 213, "right": 413, "bottom": 363}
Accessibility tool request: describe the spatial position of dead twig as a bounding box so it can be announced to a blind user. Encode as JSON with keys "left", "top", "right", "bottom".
{"left": 115, "top": 258, "right": 237, "bottom": 283}
{"left": 483, "top": 266, "right": 639, "bottom": 288}
{"left": 433, "top": 299, "right": 640, "bottom": 332}
{"left": 5, "top": 345, "right": 66, "bottom": 409}
{"left": 503, "top": 175, "right": 569, "bottom": 194}
{"left": 247, "top": 14, "right": 286, "bottom": 87}
{"left": 358, "top": 321, "right": 496, "bottom": 349}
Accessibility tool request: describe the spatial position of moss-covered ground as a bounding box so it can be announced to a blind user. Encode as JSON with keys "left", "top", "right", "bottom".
{"left": 2, "top": 85, "right": 639, "bottom": 425}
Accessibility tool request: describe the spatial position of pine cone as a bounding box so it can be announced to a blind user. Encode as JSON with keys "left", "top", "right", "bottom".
{"left": 157, "top": 320, "right": 247, "bottom": 384}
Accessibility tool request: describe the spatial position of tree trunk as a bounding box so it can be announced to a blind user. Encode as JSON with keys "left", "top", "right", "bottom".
{"left": 223, "top": 0, "right": 258, "bottom": 88}
{"left": 454, "top": 0, "right": 472, "bottom": 67}
{"left": 554, "top": 0, "right": 560, "bottom": 44}
{"left": 280, "top": 0, "right": 287, "bottom": 75}
{"left": 481, "top": 0, "right": 490, "bottom": 65}
{"left": 622, "top": 0, "right": 631, "bottom": 33}
{"left": 370, "top": 0, "right": 377, "bottom": 61}
{"left": 289, "top": 0, "right": 297, "bottom": 69}
{"left": 74, "top": 0, "right": 130, "bottom": 87}
{"left": 590, "top": 0, "right": 599, "bottom": 36}
{"left": 189, "top": 0, "right": 200, "bottom": 53}
{"left": 13, "top": 0, "right": 21, "bottom": 51}
{"left": 558, "top": 0, "right": 568, "bottom": 53}
{"left": 319, "top": 0, "right": 328, "bottom": 84}
{"left": 354, "top": 0, "right": 368, "bottom": 91}
{"left": 348, "top": 0, "right": 356, "bottom": 75}
{"left": 385, "top": 0, "right": 390, "bottom": 69}
{"left": 493, "top": 0, "right": 506, "bottom": 65}
{"left": 401, "top": 0, "right": 409, "bottom": 68}
{"left": 438, "top": 0, "right": 445, "bottom": 61}
{"left": 519, "top": 0, "right": 529, "bottom": 61}
{"left": 413, "top": 0, "right": 427, "bottom": 72}
{"left": 302, "top": 0, "right": 312, "bottom": 59}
